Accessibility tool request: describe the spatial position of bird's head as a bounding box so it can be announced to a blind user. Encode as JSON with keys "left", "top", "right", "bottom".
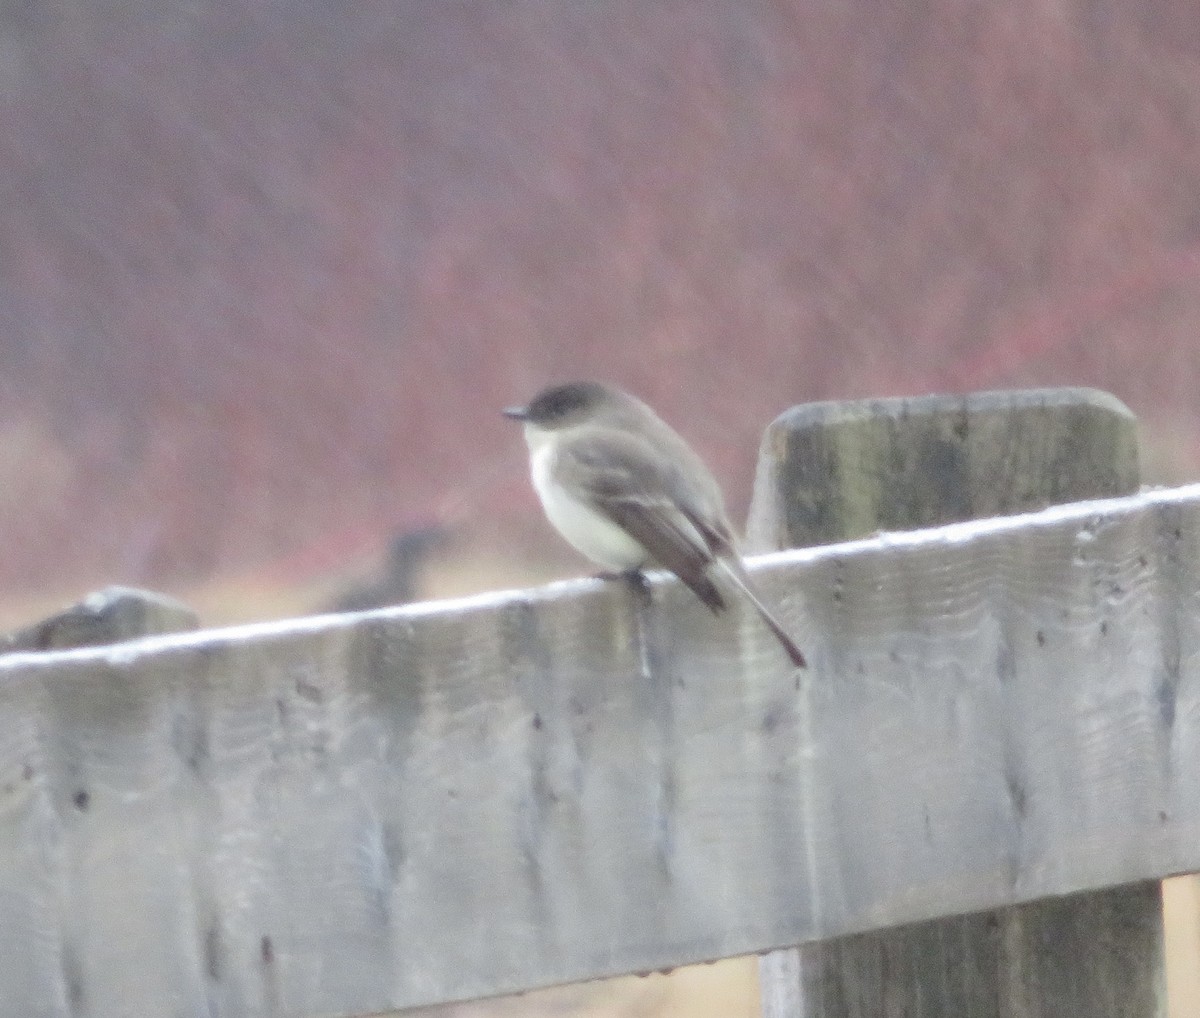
{"left": 503, "top": 381, "right": 626, "bottom": 432}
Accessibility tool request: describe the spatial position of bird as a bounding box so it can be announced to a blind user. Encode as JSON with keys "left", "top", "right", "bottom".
{"left": 504, "top": 381, "right": 806, "bottom": 667}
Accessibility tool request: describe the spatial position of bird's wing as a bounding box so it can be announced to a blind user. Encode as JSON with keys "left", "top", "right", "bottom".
{"left": 553, "top": 430, "right": 728, "bottom": 613}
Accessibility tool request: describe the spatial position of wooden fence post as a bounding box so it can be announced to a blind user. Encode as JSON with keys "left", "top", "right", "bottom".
{"left": 1, "top": 586, "right": 199, "bottom": 653}
{"left": 748, "top": 388, "right": 1165, "bottom": 1018}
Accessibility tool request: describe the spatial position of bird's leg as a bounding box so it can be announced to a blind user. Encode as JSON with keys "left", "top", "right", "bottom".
{"left": 591, "top": 568, "right": 658, "bottom": 676}
{"left": 593, "top": 568, "right": 653, "bottom": 609}
{"left": 617, "top": 570, "right": 658, "bottom": 679}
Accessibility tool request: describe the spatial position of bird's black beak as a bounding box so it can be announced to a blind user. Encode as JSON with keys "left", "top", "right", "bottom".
{"left": 502, "top": 405, "right": 528, "bottom": 421}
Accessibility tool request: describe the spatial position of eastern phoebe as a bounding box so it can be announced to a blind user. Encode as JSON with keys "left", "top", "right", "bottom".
{"left": 504, "top": 381, "right": 806, "bottom": 668}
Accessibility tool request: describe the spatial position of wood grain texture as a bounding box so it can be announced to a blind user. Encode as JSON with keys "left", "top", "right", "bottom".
{"left": 746, "top": 388, "right": 1138, "bottom": 552}
{"left": 0, "top": 483, "right": 1197, "bottom": 1016}
{"left": 748, "top": 387, "right": 1160, "bottom": 1018}
{"left": 788, "top": 885, "right": 1164, "bottom": 1018}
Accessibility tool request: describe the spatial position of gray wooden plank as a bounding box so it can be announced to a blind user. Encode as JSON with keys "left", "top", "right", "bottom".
{"left": 788, "top": 884, "right": 1164, "bottom": 1018}
{"left": 746, "top": 387, "right": 1139, "bottom": 552}
{"left": 748, "top": 386, "right": 1159, "bottom": 1018}
{"left": 0, "top": 485, "right": 1198, "bottom": 1016}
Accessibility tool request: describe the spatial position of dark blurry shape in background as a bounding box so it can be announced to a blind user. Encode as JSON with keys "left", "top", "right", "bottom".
{"left": 325, "top": 525, "right": 448, "bottom": 614}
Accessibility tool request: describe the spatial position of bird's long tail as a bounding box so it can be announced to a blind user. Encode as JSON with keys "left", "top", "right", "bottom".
{"left": 714, "top": 555, "right": 807, "bottom": 668}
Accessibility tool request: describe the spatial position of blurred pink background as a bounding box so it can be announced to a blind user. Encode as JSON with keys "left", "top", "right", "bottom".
{"left": 2, "top": 0, "right": 1198, "bottom": 615}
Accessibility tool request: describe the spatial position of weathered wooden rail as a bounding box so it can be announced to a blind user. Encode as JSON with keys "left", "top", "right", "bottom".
{"left": 0, "top": 389, "right": 1193, "bottom": 1017}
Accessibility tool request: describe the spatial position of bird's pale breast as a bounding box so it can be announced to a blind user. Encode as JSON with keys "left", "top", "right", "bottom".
{"left": 531, "top": 443, "right": 647, "bottom": 570}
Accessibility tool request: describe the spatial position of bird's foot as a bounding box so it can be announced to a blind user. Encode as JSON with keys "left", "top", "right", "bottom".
{"left": 594, "top": 569, "right": 652, "bottom": 606}
{"left": 593, "top": 568, "right": 647, "bottom": 586}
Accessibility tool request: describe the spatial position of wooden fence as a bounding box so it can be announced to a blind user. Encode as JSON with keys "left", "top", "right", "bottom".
{"left": 0, "top": 388, "right": 1193, "bottom": 1017}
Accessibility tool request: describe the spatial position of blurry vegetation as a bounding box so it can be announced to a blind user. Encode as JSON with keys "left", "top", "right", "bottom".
{"left": 3, "top": 3, "right": 1200, "bottom": 626}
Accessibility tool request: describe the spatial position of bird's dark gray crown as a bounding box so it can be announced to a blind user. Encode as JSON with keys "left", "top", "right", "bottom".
{"left": 522, "top": 381, "right": 616, "bottom": 426}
